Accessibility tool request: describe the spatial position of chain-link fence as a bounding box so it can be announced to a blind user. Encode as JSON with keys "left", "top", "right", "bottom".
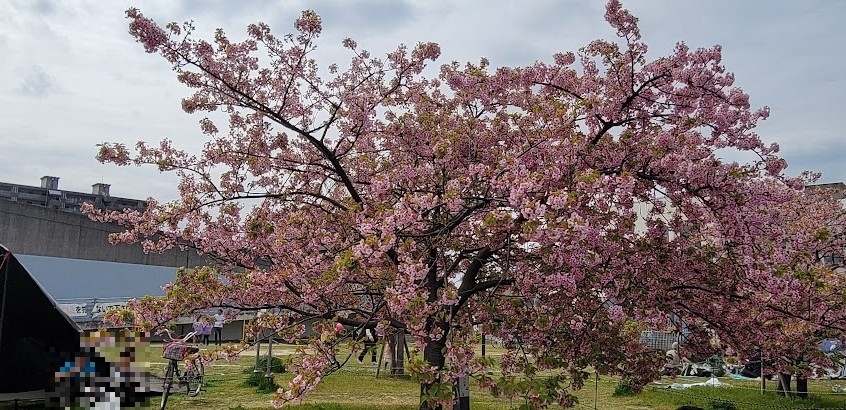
{"left": 640, "top": 330, "right": 682, "bottom": 351}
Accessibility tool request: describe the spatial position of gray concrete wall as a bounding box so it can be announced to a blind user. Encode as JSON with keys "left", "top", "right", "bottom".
{"left": 0, "top": 200, "right": 208, "bottom": 268}
{"left": 173, "top": 321, "right": 245, "bottom": 342}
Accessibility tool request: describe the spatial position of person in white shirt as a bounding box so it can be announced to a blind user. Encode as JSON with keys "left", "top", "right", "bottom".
{"left": 356, "top": 328, "right": 377, "bottom": 364}
{"left": 213, "top": 309, "right": 225, "bottom": 346}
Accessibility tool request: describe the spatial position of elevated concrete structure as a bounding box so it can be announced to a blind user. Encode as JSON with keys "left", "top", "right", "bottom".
{"left": 0, "top": 199, "right": 207, "bottom": 268}
{"left": 0, "top": 176, "right": 147, "bottom": 214}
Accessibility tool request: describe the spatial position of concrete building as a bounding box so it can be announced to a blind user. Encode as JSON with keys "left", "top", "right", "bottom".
{"left": 0, "top": 198, "right": 207, "bottom": 267}
{"left": 0, "top": 176, "right": 146, "bottom": 214}
{"left": 0, "top": 177, "right": 244, "bottom": 338}
{"left": 18, "top": 254, "right": 251, "bottom": 340}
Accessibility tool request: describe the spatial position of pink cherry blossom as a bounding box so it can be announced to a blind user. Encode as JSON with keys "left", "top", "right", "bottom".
{"left": 90, "top": 2, "right": 846, "bottom": 409}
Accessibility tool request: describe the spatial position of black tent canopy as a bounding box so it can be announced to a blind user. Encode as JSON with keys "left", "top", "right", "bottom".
{"left": 0, "top": 244, "right": 80, "bottom": 394}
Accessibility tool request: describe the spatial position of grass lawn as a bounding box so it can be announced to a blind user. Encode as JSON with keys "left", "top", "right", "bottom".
{"left": 119, "top": 343, "right": 846, "bottom": 409}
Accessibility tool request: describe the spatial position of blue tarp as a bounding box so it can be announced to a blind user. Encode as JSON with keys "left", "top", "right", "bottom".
{"left": 820, "top": 339, "right": 844, "bottom": 354}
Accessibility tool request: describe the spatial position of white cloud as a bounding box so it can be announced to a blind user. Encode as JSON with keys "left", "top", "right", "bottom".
{"left": 14, "top": 65, "right": 60, "bottom": 98}
{"left": 0, "top": 0, "right": 843, "bottom": 202}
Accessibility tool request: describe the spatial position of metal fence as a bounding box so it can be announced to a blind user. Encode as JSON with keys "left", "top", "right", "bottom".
{"left": 640, "top": 330, "right": 682, "bottom": 351}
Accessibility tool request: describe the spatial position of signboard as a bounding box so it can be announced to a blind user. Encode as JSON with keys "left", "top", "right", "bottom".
{"left": 456, "top": 376, "right": 469, "bottom": 397}
{"left": 56, "top": 298, "right": 129, "bottom": 323}
{"left": 92, "top": 302, "right": 127, "bottom": 318}
{"left": 56, "top": 298, "right": 257, "bottom": 326}
{"left": 59, "top": 303, "right": 89, "bottom": 318}
{"left": 454, "top": 376, "right": 470, "bottom": 410}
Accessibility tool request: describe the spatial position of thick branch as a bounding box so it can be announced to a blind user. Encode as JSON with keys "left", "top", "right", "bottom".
{"left": 171, "top": 47, "right": 363, "bottom": 205}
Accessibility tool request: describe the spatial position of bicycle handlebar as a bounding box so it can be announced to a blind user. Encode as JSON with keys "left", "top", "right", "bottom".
{"left": 160, "top": 328, "right": 197, "bottom": 343}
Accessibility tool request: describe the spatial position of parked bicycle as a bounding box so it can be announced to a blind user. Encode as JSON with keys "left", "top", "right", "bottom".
{"left": 159, "top": 330, "right": 205, "bottom": 409}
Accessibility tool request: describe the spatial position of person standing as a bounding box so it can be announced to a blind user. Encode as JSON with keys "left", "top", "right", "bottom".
{"left": 192, "top": 314, "right": 204, "bottom": 343}
{"left": 213, "top": 309, "right": 225, "bottom": 346}
{"left": 201, "top": 317, "right": 212, "bottom": 345}
{"left": 357, "top": 328, "right": 377, "bottom": 364}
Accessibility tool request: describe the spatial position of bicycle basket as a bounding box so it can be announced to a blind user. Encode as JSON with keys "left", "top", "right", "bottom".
{"left": 162, "top": 342, "right": 190, "bottom": 361}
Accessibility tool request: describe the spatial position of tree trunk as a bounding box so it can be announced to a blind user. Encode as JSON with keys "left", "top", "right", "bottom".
{"left": 419, "top": 338, "right": 447, "bottom": 410}
{"left": 795, "top": 354, "right": 808, "bottom": 399}
{"left": 795, "top": 375, "right": 808, "bottom": 399}
{"left": 776, "top": 373, "right": 792, "bottom": 397}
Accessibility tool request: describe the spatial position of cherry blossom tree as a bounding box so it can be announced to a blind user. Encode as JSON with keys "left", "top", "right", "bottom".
{"left": 691, "top": 182, "right": 846, "bottom": 398}
{"left": 89, "top": 1, "right": 846, "bottom": 408}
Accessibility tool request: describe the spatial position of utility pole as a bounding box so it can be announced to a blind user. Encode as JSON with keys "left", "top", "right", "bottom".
{"left": 760, "top": 348, "right": 765, "bottom": 394}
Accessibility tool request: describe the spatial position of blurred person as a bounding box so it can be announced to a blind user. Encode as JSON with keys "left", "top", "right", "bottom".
{"left": 213, "top": 309, "right": 225, "bottom": 345}
{"left": 663, "top": 342, "right": 690, "bottom": 376}
{"left": 356, "top": 327, "right": 377, "bottom": 364}
{"left": 192, "top": 314, "right": 204, "bottom": 343}
{"left": 201, "top": 317, "right": 212, "bottom": 345}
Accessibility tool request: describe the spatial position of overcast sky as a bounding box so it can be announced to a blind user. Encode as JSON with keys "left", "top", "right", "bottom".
{"left": 0, "top": 0, "right": 843, "bottom": 202}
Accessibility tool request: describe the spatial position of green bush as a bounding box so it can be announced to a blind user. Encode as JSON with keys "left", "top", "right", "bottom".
{"left": 243, "top": 371, "right": 263, "bottom": 387}
{"left": 707, "top": 400, "right": 737, "bottom": 410}
{"left": 613, "top": 382, "right": 634, "bottom": 397}
{"left": 244, "top": 371, "right": 280, "bottom": 393}
{"left": 244, "top": 355, "right": 287, "bottom": 374}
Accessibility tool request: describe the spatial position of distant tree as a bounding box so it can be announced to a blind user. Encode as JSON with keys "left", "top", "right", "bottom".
{"left": 90, "top": 1, "right": 846, "bottom": 408}
{"left": 691, "top": 183, "right": 846, "bottom": 398}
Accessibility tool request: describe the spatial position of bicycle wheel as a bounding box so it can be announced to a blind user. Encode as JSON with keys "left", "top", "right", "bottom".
{"left": 160, "top": 361, "right": 175, "bottom": 410}
{"left": 185, "top": 359, "right": 204, "bottom": 397}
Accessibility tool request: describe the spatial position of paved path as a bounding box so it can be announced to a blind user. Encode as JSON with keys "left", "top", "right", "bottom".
{"left": 0, "top": 389, "right": 45, "bottom": 405}
{"left": 145, "top": 374, "right": 166, "bottom": 394}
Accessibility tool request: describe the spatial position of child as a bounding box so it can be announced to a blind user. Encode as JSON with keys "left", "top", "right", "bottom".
{"left": 201, "top": 317, "right": 212, "bottom": 345}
